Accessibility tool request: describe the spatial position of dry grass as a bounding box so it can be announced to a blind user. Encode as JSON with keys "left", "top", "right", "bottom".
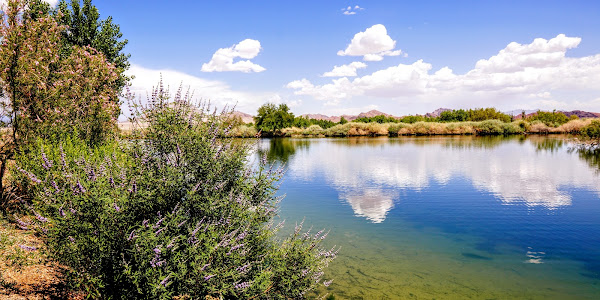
{"left": 0, "top": 215, "right": 81, "bottom": 299}
{"left": 230, "top": 118, "right": 597, "bottom": 138}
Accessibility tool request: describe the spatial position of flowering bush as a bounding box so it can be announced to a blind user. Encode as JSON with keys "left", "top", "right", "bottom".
{"left": 0, "top": 0, "right": 119, "bottom": 147}
{"left": 13, "top": 83, "right": 337, "bottom": 299}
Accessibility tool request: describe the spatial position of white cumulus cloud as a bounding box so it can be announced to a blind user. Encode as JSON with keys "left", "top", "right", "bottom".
{"left": 201, "top": 39, "right": 266, "bottom": 73}
{"left": 289, "top": 34, "right": 600, "bottom": 111}
{"left": 322, "top": 61, "right": 367, "bottom": 77}
{"left": 124, "top": 64, "right": 278, "bottom": 119}
{"left": 337, "top": 24, "right": 403, "bottom": 61}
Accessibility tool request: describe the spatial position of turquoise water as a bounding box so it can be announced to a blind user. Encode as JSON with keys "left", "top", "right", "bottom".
{"left": 257, "top": 136, "right": 600, "bottom": 299}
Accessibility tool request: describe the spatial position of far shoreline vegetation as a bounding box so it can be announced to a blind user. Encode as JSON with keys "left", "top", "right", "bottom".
{"left": 140, "top": 104, "right": 600, "bottom": 139}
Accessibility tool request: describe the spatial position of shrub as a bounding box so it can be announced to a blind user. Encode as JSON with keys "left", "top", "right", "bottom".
{"left": 303, "top": 124, "right": 324, "bottom": 136}
{"left": 474, "top": 120, "right": 505, "bottom": 135}
{"left": 582, "top": 120, "right": 600, "bottom": 141}
{"left": 13, "top": 84, "right": 337, "bottom": 299}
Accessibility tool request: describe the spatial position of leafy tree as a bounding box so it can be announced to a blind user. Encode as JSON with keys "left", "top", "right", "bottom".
{"left": 0, "top": 0, "right": 119, "bottom": 197}
{"left": 439, "top": 109, "right": 468, "bottom": 122}
{"left": 399, "top": 115, "right": 426, "bottom": 124}
{"left": 463, "top": 108, "right": 511, "bottom": 122}
{"left": 339, "top": 116, "right": 348, "bottom": 124}
{"left": 55, "top": 0, "right": 130, "bottom": 94}
{"left": 526, "top": 110, "right": 569, "bottom": 127}
{"left": 354, "top": 115, "right": 398, "bottom": 124}
{"left": 254, "top": 103, "right": 295, "bottom": 133}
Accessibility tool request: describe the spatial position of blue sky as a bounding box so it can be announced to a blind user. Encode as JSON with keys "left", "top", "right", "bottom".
{"left": 36, "top": 0, "right": 600, "bottom": 116}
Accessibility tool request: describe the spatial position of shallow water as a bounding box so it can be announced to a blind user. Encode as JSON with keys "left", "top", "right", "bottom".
{"left": 257, "top": 135, "right": 600, "bottom": 299}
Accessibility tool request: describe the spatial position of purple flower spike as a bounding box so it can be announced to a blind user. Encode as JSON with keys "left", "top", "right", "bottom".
{"left": 160, "top": 275, "right": 171, "bottom": 287}
{"left": 41, "top": 152, "right": 53, "bottom": 170}
{"left": 234, "top": 281, "right": 252, "bottom": 290}
{"left": 19, "top": 245, "right": 37, "bottom": 251}
{"left": 113, "top": 203, "right": 120, "bottom": 212}
{"left": 203, "top": 274, "right": 215, "bottom": 281}
{"left": 324, "top": 279, "right": 333, "bottom": 287}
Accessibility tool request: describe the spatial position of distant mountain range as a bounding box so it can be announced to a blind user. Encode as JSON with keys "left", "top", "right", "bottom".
{"left": 232, "top": 108, "right": 600, "bottom": 124}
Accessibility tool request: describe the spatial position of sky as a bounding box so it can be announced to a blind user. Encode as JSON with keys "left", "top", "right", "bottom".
{"left": 22, "top": 0, "right": 600, "bottom": 116}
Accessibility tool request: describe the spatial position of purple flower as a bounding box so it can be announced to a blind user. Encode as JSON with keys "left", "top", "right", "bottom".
{"left": 59, "top": 207, "right": 65, "bottom": 217}
{"left": 18, "top": 168, "right": 41, "bottom": 184}
{"left": 153, "top": 217, "right": 164, "bottom": 229}
{"left": 73, "top": 181, "right": 86, "bottom": 194}
{"left": 19, "top": 245, "right": 37, "bottom": 251}
{"left": 69, "top": 207, "right": 77, "bottom": 214}
{"left": 234, "top": 281, "right": 251, "bottom": 290}
{"left": 113, "top": 203, "right": 120, "bottom": 212}
{"left": 35, "top": 213, "right": 48, "bottom": 223}
{"left": 127, "top": 230, "right": 137, "bottom": 241}
{"left": 142, "top": 219, "right": 149, "bottom": 227}
{"left": 41, "top": 152, "right": 53, "bottom": 170}
{"left": 203, "top": 274, "right": 215, "bottom": 281}
{"left": 323, "top": 279, "right": 333, "bottom": 287}
{"left": 200, "top": 263, "right": 210, "bottom": 271}
{"left": 167, "top": 238, "right": 176, "bottom": 249}
{"left": 59, "top": 146, "right": 67, "bottom": 168}
{"left": 68, "top": 236, "right": 75, "bottom": 243}
{"left": 153, "top": 247, "right": 161, "bottom": 255}
{"left": 51, "top": 181, "right": 60, "bottom": 193}
{"left": 155, "top": 227, "right": 165, "bottom": 236}
{"left": 236, "top": 263, "right": 251, "bottom": 273}
{"left": 160, "top": 275, "right": 171, "bottom": 287}
{"left": 15, "top": 217, "right": 30, "bottom": 230}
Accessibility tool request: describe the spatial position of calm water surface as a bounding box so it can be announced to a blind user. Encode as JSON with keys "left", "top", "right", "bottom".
{"left": 256, "top": 135, "right": 600, "bottom": 299}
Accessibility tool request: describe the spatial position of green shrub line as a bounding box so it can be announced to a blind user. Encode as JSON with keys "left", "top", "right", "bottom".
{"left": 221, "top": 118, "right": 597, "bottom": 138}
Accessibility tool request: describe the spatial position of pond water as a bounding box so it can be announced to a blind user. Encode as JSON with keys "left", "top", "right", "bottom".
{"left": 256, "top": 135, "right": 600, "bottom": 299}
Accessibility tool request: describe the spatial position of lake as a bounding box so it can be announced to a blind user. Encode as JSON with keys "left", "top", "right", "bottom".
{"left": 256, "top": 135, "right": 600, "bottom": 299}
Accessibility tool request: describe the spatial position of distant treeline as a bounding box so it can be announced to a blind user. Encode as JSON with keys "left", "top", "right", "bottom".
{"left": 245, "top": 104, "right": 582, "bottom": 135}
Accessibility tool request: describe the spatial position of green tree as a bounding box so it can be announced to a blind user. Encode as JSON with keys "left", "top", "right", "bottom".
{"left": 526, "top": 110, "right": 569, "bottom": 127}
{"left": 0, "top": 0, "right": 119, "bottom": 198}
{"left": 254, "top": 103, "right": 295, "bottom": 133}
{"left": 56, "top": 0, "right": 130, "bottom": 92}
{"left": 339, "top": 116, "right": 348, "bottom": 124}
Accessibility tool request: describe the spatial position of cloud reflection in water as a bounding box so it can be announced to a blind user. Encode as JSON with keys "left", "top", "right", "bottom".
{"left": 286, "top": 136, "right": 600, "bottom": 223}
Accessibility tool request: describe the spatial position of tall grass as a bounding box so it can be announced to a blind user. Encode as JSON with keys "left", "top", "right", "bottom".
{"left": 231, "top": 119, "right": 597, "bottom": 138}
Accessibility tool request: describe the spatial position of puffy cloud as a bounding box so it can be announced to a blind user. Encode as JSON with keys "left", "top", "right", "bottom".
{"left": 289, "top": 34, "right": 600, "bottom": 111}
{"left": 337, "top": 24, "right": 403, "bottom": 61}
{"left": 475, "top": 34, "right": 581, "bottom": 73}
{"left": 124, "top": 64, "right": 278, "bottom": 119}
{"left": 201, "top": 39, "right": 266, "bottom": 73}
{"left": 322, "top": 61, "right": 367, "bottom": 77}
{"left": 342, "top": 5, "right": 364, "bottom": 15}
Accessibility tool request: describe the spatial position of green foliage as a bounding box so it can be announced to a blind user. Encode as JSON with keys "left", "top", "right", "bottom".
{"left": 293, "top": 116, "right": 336, "bottom": 129}
{"left": 13, "top": 84, "right": 336, "bottom": 299}
{"left": 54, "top": 0, "right": 130, "bottom": 94}
{"left": 582, "top": 120, "right": 600, "bottom": 140}
{"left": 439, "top": 109, "right": 468, "bottom": 122}
{"left": 254, "top": 103, "right": 295, "bottom": 134}
{"left": 526, "top": 110, "right": 570, "bottom": 127}
{"left": 399, "top": 115, "right": 427, "bottom": 124}
{"left": 354, "top": 115, "right": 398, "bottom": 124}
{"left": 338, "top": 116, "right": 348, "bottom": 125}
